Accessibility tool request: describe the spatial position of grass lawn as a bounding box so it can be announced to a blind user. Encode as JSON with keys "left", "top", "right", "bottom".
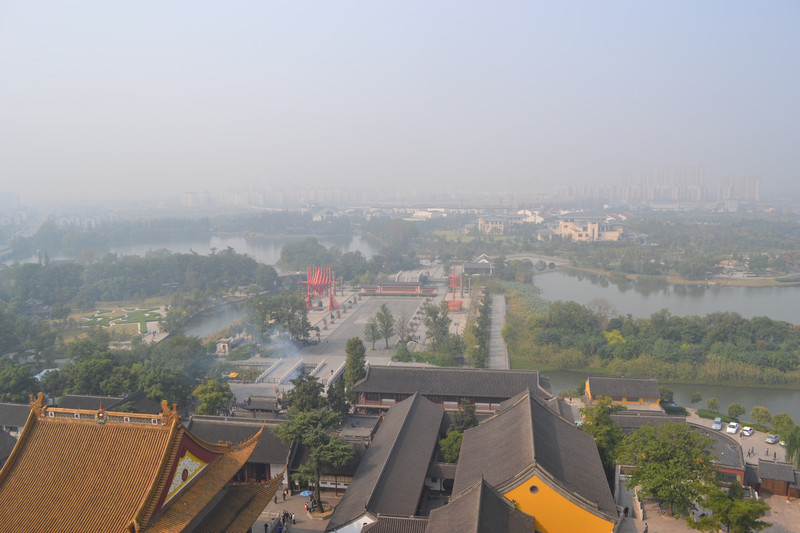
{"left": 82, "top": 306, "right": 164, "bottom": 330}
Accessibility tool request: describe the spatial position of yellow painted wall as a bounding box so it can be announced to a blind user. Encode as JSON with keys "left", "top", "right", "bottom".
{"left": 504, "top": 473, "right": 615, "bottom": 533}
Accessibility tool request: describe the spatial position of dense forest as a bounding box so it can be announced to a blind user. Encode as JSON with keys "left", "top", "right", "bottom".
{"left": 0, "top": 329, "right": 215, "bottom": 407}
{"left": 503, "top": 283, "right": 800, "bottom": 386}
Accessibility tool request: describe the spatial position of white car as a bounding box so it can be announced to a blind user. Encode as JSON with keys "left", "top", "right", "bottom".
{"left": 711, "top": 418, "right": 723, "bottom": 430}
{"left": 741, "top": 426, "right": 754, "bottom": 437}
{"left": 726, "top": 422, "right": 740, "bottom": 434}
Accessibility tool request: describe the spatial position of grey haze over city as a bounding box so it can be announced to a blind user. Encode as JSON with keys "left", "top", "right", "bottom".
{"left": 1, "top": 1, "right": 799, "bottom": 209}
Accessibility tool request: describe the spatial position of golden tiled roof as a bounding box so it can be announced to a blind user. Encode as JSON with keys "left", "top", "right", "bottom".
{"left": 0, "top": 395, "right": 176, "bottom": 532}
{"left": 194, "top": 470, "right": 285, "bottom": 533}
{"left": 143, "top": 426, "right": 264, "bottom": 532}
{"left": 0, "top": 394, "right": 268, "bottom": 533}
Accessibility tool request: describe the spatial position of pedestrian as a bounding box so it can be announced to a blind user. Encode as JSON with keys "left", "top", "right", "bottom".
{"left": 774, "top": 451, "right": 777, "bottom": 460}
{"left": 282, "top": 490, "right": 286, "bottom": 501}
{"left": 274, "top": 494, "right": 278, "bottom": 504}
{"left": 766, "top": 449, "right": 769, "bottom": 456}
{"left": 264, "top": 523, "right": 268, "bottom": 533}
{"left": 292, "top": 513, "right": 296, "bottom": 524}
{"left": 623, "top": 506, "right": 628, "bottom": 517}
{"left": 643, "top": 523, "right": 648, "bottom": 533}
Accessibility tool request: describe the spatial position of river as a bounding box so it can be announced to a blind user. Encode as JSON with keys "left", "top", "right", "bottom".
{"left": 534, "top": 270, "right": 800, "bottom": 324}
{"left": 545, "top": 370, "right": 800, "bottom": 421}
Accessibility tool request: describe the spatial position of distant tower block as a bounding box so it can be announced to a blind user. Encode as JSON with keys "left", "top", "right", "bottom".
{"left": 447, "top": 266, "right": 463, "bottom": 312}
{"left": 301, "top": 267, "right": 340, "bottom": 311}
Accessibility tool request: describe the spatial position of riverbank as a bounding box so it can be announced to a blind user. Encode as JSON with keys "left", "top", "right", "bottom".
{"left": 561, "top": 264, "right": 800, "bottom": 288}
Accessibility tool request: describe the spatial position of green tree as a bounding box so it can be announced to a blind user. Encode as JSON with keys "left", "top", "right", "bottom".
{"left": 274, "top": 408, "right": 352, "bottom": 510}
{"left": 770, "top": 413, "right": 795, "bottom": 438}
{"left": 690, "top": 392, "right": 702, "bottom": 404}
{"left": 193, "top": 379, "right": 233, "bottom": 415}
{"left": 326, "top": 378, "right": 350, "bottom": 417}
{"left": 659, "top": 386, "right": 674, "bottom": 403}
{"left": 249, "top": 290, "right": 313, "bottom": 344}
{"left": 451, "top": 399, "right": 479, "bottom": 433}
{"left": 423, "top": 301, "right": 451, "bottom": 352}
{"left": 439, "top": 431, "right": 463, "bottom": 463}
{"left": 285, "top": 375, "right": 325, "bottom": 412}
{"left": 784, "top": 426, "right": 800, "bottom": 468}
{"left": 363, "top": 317, "right": 381, "bottom": 349}
{"left": 0, "top": 359, "right": 36, "bottom": 403}
{"left": 344, "top": 337, "right": 367, "bottom": 403}
{"left": 689, "top": 485, "right": 770, "bottom": 533}
{"left": 727, "top": 402, "right": 746, "bottom": 420}
{"left": 376, "top": 303, "right": 395, "bottom": 348}
{"left": 750, "top": 406, "right": 772, "bottom": 426}
{"left": 580, "top": 397, "right": 626, "bottom": 486}
{"left": 706, "top": 397, "right": 721, "bottom": 412}
{"left": 619, "top": 422, "right": 716, "bottom": 517}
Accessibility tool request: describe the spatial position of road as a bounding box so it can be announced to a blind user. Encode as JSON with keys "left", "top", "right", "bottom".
{"left": 487, "top": 294, "right": 510, "bottom": 369}
{"left": 301, "top": 296, "right": 426, "bottom": 356}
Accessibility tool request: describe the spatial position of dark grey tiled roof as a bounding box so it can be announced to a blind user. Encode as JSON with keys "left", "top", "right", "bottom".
{"left": 0, "top": 403, "right": 31, "bottom": 428}
{"left": 425, "top": 478, "right": 537, "bottom": 533}
{"left": 326, "top": 394, "right": 444, "bottom": 532}
{"left": 352, "top": 366, "right": 550, "bottom": 399}
{"left": 0, "top": 431, "right": 17, "bottom": 464}
{"left": 242, "top": 395, "right": 280, "bottom": 412}
{"left": 362, "top": 517, "right": 429, "bottom": 533}
{"left": 426, "top": 462, "right": 457, "bottom": 480}
{"left": 544, "top": 397, "right": 576, "bottom": 421}
{"left": 58, "top": 395, "right": 122, "bottom": 410}
{"left": 185, "top": 416, "right": 290, "bottom": 465}
{"left": 758, "top": 459, "right": 796, "bottom": 482}
{"left": 341, "top": 415, "right": 381, "bottom": 439}
{"left": 745, "top": 463, "right": 761, "bottom": 485}
{"left": 107, "top": 391, "right": 163, "bottom": 414}
{"left": 453, "top": 389, "right": 617, "bottom": 520}
{"left": 587, "top": 376, "right": 660, "bottom": 399}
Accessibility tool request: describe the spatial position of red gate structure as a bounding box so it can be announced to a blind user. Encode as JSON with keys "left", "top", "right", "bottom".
{"left": 447, "top": 267, "right": 463, "bottom": 311}
{"left": 301, "top": 267, "right": 340, "bottom": 311}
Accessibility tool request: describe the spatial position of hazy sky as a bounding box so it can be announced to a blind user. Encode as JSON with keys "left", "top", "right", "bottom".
{"left": 2, "top": 1, "right": 799, "bottom": 207}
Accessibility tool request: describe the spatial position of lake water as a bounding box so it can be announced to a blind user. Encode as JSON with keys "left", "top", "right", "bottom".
{"left": 535, "top": 270, "right": 800, "bottom": 324}
{"left": 545, "top": 370, "right": 800, "bottom": 421}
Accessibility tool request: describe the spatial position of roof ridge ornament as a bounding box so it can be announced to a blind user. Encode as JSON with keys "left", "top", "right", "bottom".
{"left": 96, "top": 403, "right": 106, "bottom": 425}
{"left": 160, "top": 400, "right": 180, "bottom": 425}
{"left": 29, "top": 392, "right": 46, "bottom": 417}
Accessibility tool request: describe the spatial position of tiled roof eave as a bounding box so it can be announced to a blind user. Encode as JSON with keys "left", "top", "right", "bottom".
{"left": 133, "top": 418, "right": 185, "bottom": 529}
{"left": 142, "top": 427, "right": 263, "bottom": 532}
{"left": 0, "top": 407, "right": 37, "bottom": 488}
{"left": 524, "top": 464, "right": 618, "bottom": 523}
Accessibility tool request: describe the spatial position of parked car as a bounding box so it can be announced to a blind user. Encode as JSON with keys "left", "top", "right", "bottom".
{"left": 765, "top": 434, "right": 780, "bottom": 444}
{"left": 741, "top": 426, "right": 754, "bottom": 437}
{"left": 726, "top": 422, "right": 740, "bottom": 434}
{"left": 711, "top": 417, "right": 723, "bottom": 430}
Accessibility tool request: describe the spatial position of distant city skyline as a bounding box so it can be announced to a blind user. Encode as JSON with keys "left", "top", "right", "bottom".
{"left": 2, "top": 2, "right": 798, "bottom": 208}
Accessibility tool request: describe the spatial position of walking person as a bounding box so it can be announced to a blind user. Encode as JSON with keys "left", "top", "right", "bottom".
{"left": 643, "top": 523, "right": 648, "bottom": 533}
